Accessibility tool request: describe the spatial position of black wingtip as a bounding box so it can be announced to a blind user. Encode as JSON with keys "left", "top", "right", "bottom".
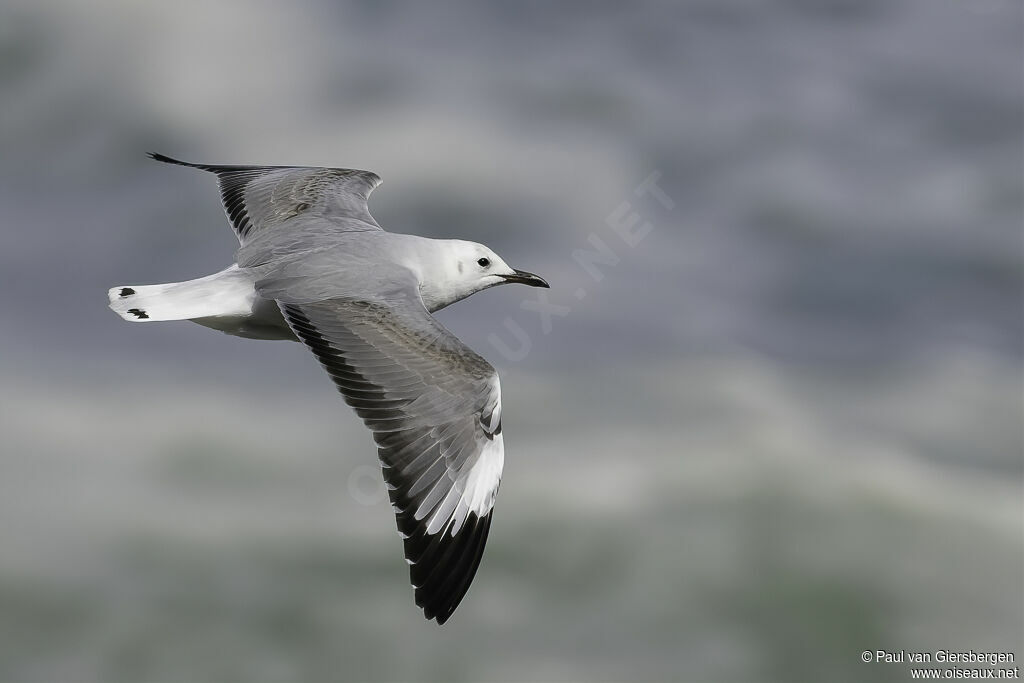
{"left": 148, "top": 152, "right": 195, "bottom": 167}
{"left": 409, "top": 511, "right": 493, "bottom": 626}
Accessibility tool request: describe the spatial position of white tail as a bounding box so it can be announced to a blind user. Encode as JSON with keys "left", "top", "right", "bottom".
{"left": 108, "top": 265, "right": 255, "bottom": 322}
{"left": 108, "top": 265, "right": 296, "bottom": 340}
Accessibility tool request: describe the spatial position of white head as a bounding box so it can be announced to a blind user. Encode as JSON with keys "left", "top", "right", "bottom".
{"left": 419, "top": 239, "right": 549, "bottom": 312}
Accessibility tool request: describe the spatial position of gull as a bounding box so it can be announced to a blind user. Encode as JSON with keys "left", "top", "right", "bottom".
{"left": 108, "top": 153, "right": 549, "bottom": 624}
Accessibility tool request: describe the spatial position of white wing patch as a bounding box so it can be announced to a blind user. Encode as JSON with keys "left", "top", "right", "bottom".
{"left": 463, "top": 432, "right": 504, "bottom": 519}
{"left": 421, "top": 430, "right": 504, "bottom": 537}
{"left": 422, "top": 388, "right": 504, "bottom": 537}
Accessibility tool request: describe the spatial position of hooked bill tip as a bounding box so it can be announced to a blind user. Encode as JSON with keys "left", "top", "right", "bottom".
{"left": 502, "top": 269, "right": 549, "bottom": 288}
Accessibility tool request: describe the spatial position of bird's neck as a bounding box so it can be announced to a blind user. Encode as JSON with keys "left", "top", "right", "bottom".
{"left": 404, "top": 237, "right": 477, "bottom": 313}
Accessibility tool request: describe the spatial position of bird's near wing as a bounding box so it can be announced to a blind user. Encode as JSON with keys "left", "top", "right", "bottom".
{"left": 148, "top": 153, "right": 383, "bottom": 243}
{"left": 271, "top": 288, "right": 504, "bottom": 624}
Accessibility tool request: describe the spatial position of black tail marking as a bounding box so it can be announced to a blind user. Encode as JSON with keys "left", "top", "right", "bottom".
{"left": 119, "top": 287, "right": 135, "bottom": 297}
{"left": 127, "top": 308, "right": 149, "bottom": 319}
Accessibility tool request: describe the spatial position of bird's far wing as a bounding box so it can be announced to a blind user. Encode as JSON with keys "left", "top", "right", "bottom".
{"left": 272, "top": 289, "right": 504, "bottom": 624}
{"left": 148, "top": 153, "right": 383, "bottom": 244}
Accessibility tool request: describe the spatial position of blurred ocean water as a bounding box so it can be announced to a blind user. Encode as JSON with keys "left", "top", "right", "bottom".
{"left": 0, "top": 1, "right": 1020, "bottom": 681}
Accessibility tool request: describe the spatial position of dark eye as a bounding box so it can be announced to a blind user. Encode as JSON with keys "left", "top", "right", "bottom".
{"left": 477, "top": 257, "right": 490, "bottom": 268}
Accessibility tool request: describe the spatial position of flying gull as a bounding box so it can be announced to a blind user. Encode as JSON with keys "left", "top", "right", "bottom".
{"left": 108, "top": 153, "right": 549, "bottom": 624}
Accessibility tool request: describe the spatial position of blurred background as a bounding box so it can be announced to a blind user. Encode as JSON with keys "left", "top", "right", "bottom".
{"left": 0, "top": 1, "right": 1020, "bottom": 681}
